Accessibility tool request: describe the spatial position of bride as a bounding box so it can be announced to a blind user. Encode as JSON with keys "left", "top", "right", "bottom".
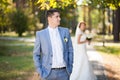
{"left": 70, "top": 22, "right": 97, "bottom": 80}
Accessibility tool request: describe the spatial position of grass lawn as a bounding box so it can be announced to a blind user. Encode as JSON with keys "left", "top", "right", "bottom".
{"left": 0, "top": 40, "right": 35, "bottom": 80}
{"left": 94, "top": 46, "right": 120, "bottom": 55}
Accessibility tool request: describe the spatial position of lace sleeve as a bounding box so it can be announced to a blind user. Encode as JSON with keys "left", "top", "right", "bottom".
{"left": 77, "top": 29, "right": 83, "bottom": 35}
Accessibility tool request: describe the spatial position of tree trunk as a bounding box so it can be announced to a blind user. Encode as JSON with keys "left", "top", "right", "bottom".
{"left": 88, "top": 7, "right": 92, "bottom": 32}
{"left": 113, "top": 7, "right": 120, "bottom": 42}
{"left": 83, "top": 5, "right": 86, "bottom": 22}
{"left": 39, "top": 10, "right": 47, "bottom": 28}
{"left": 102, "top": 9, "right": 106, "bottom": 47}
{"left": 107, "top": 9, "right": 111, "bottom": 35}
{"left": 18, "top": 32, "right": 22, "bottom": 37}
{"left": 102, "top": 9, "right": 106, "bottom": 35}
{"left": 32, "top": 0, "right": 35, "bottom": 14}
{"left": 15, "top": 0, "right": 26, "bottom": 9}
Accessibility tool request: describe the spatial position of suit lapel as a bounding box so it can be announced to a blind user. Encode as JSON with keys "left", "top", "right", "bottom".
{"left": 58, "top": 27, "right": 65, "bottom": 51}
{"left": 45, "top": 28, "right": 52, "bottom": 52}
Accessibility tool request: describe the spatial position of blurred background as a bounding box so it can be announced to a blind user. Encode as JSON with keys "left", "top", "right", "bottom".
{"left": 0, "top": 0, "right": 120, "bottom": 80}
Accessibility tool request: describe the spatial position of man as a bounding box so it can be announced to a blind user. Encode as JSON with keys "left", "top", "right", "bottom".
{"left": 33, "top": 9, "right": 73, "bottom": 80}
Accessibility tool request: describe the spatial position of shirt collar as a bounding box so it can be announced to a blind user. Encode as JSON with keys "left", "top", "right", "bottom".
{"left": 48, "top": 26, "right": 58, "bottom": 32}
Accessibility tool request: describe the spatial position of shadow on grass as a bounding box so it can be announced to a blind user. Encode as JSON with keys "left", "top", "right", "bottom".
{"left": 0, "top": 40, "right": 35, "bottom": 80}
{"left": 90, "top": 61, "right": 107, "bottom": 80}
{"left": 104, "top": 64, "right": 120, "bottom": 80}
{"left": 91, "top": 59, "right": 120, "bottom": 80}
{"left": 0, "top": 45, "right": 33, "bottom": 56}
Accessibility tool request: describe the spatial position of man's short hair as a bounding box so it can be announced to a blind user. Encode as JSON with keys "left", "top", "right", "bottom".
{"left": 46, "top": 9, "right": 60, "bottom": 18}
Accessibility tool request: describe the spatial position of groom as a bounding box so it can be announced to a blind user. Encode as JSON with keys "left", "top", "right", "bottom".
{"left": 33, "top": 9, "right": 73, "bottom": 80}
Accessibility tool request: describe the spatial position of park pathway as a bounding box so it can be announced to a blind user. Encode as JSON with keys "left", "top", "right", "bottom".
{"left": 0, "top": 36, "right": 107, "bottom": 80}
{"left": 87, "top": 44, "right": 107, "bottom": 80}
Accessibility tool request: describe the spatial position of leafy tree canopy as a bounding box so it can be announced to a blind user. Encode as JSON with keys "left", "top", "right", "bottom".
{"left": 36, "top": 0, "right": 77, "bottom": 10}
{"left": 87, "top": 0, "right": 120, "bottom": 10}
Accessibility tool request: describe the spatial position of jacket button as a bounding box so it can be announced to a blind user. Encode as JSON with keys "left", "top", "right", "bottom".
{"left": 50, "top": 63, "right": 52, "bottom": 65}
{"left": 51, "top": 55, "right": 53, "bottom": 57}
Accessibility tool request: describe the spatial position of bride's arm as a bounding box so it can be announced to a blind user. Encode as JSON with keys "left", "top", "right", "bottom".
{"left": 77, "top": 34, "right": 87, "bottom": 44}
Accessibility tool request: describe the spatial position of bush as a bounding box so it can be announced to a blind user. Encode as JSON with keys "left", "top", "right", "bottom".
{"left": 10, "top": 10, "right": 28, "bottom": 37}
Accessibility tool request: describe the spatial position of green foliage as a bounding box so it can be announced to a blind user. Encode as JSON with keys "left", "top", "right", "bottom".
{"left": 60, "top": 8, "right": 77, "bottom": 30}
{"left": 10, "top": 10, "right": 28, "bottom": 37}
{"left": 87, "top": 0, "right": 120, "bottom": 9}
{"left": 36, "top": 5, "right": 78, "bottom": 31}
{"left": 0, "top": 0, "right": 10, "bottom": 8}
{"left": 0, "top": 0, "right": 78, "bottom": 35}
{"left": 36, "top": 0, "right": 77, "bottom": 10}
{"left": 0, "top": 0, "right": 11, "bottom": 33}
{"left": 91, "top": 9, "right": 100, "bottom": 28}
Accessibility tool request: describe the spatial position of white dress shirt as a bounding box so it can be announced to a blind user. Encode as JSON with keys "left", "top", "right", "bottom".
{"left": 48, "top": 26, "right": 66, "bottom": 68}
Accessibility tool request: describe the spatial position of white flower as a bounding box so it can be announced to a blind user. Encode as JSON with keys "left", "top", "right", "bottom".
{"left": 86, "top": 33, "right": 93, "bottom": 41}
{"left": 87, "top": 34, "right": 93, "bottom": 38}
{"left": 64, "top": 37, "right": 68, "bottom": 42}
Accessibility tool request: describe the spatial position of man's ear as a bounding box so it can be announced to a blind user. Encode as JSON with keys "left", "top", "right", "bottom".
{"left": 48, "top": 17, "right": 51, "bottom": 21}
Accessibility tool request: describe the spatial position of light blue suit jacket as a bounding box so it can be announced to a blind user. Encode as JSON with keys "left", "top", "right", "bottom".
{"left": 33, "top": 27, "right": 73, "bottom": 78}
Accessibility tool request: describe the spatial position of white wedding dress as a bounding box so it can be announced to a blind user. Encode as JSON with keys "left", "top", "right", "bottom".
{"left": 70, "top": 28, "right": 97, "bottom": 80}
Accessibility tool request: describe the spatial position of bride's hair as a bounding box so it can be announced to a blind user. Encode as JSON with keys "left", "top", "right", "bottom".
{"left": 78, "top": 22, "right": 86, "bottom": 28}
{"left": 77, "top": 21, "right": 86, "bottom": 32}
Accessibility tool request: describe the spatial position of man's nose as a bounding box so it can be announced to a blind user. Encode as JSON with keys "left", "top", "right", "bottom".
{"left": 58, "top": 17, "right": 61, "bottom": 21}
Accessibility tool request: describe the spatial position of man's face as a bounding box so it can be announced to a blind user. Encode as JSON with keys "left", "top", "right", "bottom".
{"left": 48, "top": 12, "right": 61, "bottom": 27}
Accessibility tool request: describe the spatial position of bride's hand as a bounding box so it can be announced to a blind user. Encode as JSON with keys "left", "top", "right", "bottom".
{"left": 85, "top": 40, "right": 91, "bottom": 44}
{"left": 87, "top": 40, "right": 91, "bottom": 45}
{"left": 85, "top": 40, "right": 88, "bottom": 43}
